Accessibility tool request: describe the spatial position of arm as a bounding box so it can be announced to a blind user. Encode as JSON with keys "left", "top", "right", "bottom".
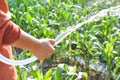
{"left": 10, "top": 29, "right": 55, "bottom": 60}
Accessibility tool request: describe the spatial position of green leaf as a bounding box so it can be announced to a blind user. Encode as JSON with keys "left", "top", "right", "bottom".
{"left": 44, "top": 69, "right": 53, "bottom": 80}
{"left": 55, "top": 67, "right": 63, "bottom": 80}
{"left": 75, "top": 72, "right": 88, "bottom": 80}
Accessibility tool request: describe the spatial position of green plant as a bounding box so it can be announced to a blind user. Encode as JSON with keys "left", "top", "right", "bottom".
{"left": 7, "top": 0, "right": 120, "bottom": 80}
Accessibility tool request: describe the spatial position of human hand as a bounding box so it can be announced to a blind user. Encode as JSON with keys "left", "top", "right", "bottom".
{"left": 10, "top": 30, "right": 55, "bottom": 60}
{"left": 31, "top": 38, "right": 55, "bottom": 60}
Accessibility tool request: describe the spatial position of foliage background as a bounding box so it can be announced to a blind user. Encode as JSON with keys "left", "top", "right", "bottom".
{"left": 8, "top": 0, "right": 120, "bottom": 80}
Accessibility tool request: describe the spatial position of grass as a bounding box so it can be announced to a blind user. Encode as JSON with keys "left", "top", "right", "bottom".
{"left": 8, "top": 0, "right": 120, "bottom": 80}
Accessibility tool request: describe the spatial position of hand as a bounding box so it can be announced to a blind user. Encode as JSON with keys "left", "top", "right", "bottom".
{"left": 31, "top": 38, "right": 55, "bottom": 60}
{"left": 10, "top": 30, "right": 55, "bottom": 60}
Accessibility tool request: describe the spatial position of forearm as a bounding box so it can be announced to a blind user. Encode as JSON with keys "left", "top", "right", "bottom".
{"left": 10, "top": 29, "right": 39, "bottom": 52}
{"left": 10, "top": 29, "right": 55, "bottom": 60}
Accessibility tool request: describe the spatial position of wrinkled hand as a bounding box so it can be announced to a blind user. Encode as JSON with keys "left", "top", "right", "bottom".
{"left": 32, "top": 38, "right": 55, "bottom": 60}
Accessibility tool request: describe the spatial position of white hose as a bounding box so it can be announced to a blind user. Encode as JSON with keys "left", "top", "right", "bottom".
{"left": 0, "top": 5, "right": 119, "bottom": 66}
{"left": 0, "top": 54, "right": 37, "bottom": 66}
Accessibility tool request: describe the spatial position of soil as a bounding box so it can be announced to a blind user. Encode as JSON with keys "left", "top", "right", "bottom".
{"left": 40, "top": 57, "right": 115, "bottom": 80}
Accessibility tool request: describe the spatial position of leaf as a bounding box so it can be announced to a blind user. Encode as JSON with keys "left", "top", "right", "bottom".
{"left": 36, "top": 70, "right": 43, "bottom": 80}
{"left": 44, "top": 69, "right": 53, "bottom": 80}
{"left": 75, "top": 72, "right": 88, "bottom": 80}
{"left": 55, "top": 67, "right": 63, "bottom": 80}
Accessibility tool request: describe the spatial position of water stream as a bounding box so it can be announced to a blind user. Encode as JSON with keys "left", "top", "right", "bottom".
{"left": 0, "top": 5, "right": 119, "bottom": 66}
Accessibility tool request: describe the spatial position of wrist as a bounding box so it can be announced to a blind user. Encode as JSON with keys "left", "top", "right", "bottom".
{"left": 30, "top": 39, "right": 41, "bottom": 53}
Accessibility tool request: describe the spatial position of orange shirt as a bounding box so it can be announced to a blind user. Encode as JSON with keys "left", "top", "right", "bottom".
{"left": 0, "top": 0, "right": 21, "bottom": 80}
{"left": 0, "top": 0, "right": 11, "bottom": 27}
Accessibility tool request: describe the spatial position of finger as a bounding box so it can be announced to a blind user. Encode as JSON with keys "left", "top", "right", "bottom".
{"left": 49, "top": 39, "right": 55, "bottom": 46}
{"left": 50, "top": 44, "right": 55, "bottom": 51}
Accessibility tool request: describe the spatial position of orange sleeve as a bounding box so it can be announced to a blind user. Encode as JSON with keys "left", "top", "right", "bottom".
{"left": 0, "top": 0, "right": 20, "bottom": 45}
{"left": 2, "top": 21, "right": 21, "bottom": 44}
{"left": 0, "top": 0, "right": 11, "bottom": 28}
{"left": 0, "top": 0, "right": 9, "bottom": 13}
